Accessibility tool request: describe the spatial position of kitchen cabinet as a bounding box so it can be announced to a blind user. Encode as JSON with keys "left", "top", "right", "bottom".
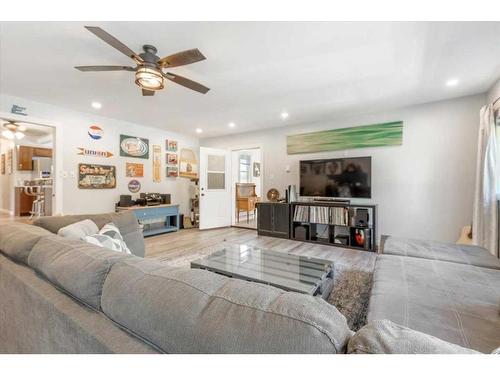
{"left": 17, "top": 146, "right": 33, "bottom": 171}
{"left": 17, "top": 146, "right": 52, "bottom": 171}
{"left": 33, "top": 147, "right": 52, "bottom": 157}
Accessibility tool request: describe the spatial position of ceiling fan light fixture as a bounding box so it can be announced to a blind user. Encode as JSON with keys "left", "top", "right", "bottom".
{"left": 2, "top": 129, "right": 14, "bottom": 139}
{"left": 135, "top": 66, "right": 164, "bottom": 90}
{"left": 14, "top": 132, "right": 25, "bottom": 140}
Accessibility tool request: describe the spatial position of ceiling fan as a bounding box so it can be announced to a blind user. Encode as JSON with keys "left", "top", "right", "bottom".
{"left": 75, "top": 26, "right": 210, "bottom": 96}
{"left": 1, "top": 121, "right": 26, "bottom": 140}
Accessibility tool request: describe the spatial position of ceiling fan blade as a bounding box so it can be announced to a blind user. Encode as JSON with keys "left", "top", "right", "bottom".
{"left": 164, "top": 73, "right": 210, "bottom": 94}
{"left": 158, "top": 49, "right": 206, "bottom": 68}
{"left": 84, "top": 26, "right": 143, "bottom": 63}
{"left": 75, "top": 65, "right": 136, "bottom": 72}
{"left": 142, "top": 89, "right": 155, "bottom": 96}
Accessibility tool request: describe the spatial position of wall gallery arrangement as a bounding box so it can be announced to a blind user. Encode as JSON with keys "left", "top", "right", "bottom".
{"left": 120, "top": 134, "right": 149, "bottom": 159}
{"left": 286, "top": 121, "right": 404, "bottom": 154}
{"left": 126, "top": 162, "right": 144, "bottom": 178}
{"left": 76, "top": 125, "right": 189, "bottom": 189}
{"left": 78, "top": 164, "right": 116, "bottom": 189}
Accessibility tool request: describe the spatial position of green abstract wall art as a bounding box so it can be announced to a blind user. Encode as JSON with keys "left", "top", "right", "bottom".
{"left": 286, "top": 121, "right": 403, "bottom": 155}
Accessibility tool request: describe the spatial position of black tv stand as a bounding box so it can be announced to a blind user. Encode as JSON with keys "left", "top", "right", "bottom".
{"left": 256, "top": 201, "right": 377, "bottom": 252}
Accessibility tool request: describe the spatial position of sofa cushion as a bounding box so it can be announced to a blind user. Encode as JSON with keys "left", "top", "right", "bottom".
{"left": 380, "top": 235, "right": 500, "bottom": 270}
{"left": 58, "top": 219, "right": 99, "bottom": 240}
{"left": 348, "top": 320, "right": 480, "bottom": 354}
{"left": 101, "top": 258, "right": 353, "bottom": 354}
{"left": 28, "top": 236, "right": 132, "bottom": 310}
{"left": 0, "top": 223, "right": 54, "bottom": 264}
{"left": 33, "top": 212, "right": 145, "bottom": 257}
{"left": 367, "top": 254, "right": 500, "bottom": 353}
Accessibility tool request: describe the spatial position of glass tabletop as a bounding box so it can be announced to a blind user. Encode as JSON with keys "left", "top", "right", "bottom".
{"left": 191, "top": 245, "right": 333, "bottom": 295}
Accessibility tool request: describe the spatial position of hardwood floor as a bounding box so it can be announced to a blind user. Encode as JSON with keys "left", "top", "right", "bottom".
{"left": 145, "top": 226, "right": 377, "bottom": 271}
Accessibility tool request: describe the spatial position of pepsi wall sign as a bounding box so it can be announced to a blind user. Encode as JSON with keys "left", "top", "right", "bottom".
{"left": 88, "top": 125, "right": 103, "bottom": 140}
{"left": 128, "top": 179, "right": 141, "bottom": 193}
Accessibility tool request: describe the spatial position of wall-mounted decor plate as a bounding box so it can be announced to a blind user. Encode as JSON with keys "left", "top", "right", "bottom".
{"left": 120, "top": 134, "right": 149, "bottom": 159}
{"left": 88, "top": 125, "right": 103, "bottom": 140}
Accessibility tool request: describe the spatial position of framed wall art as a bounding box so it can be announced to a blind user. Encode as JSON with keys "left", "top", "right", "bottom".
{"left": 78, "top": 164, "right": 116, "bottom": 189}
{"left": 287, "top": 121, "right": 403, "bottom": 155}
{"left": 1, "top": 154, "right": 5, "bottom": 175}
{"left": 167, "top": 166, "right": 179, "bottom": 178}
{"left": 166, "top": 153, "right": 178, "bottom": 165}
{"left": 120, "top": 134, "right": 149, "bottom": 159}
{"left": 126, "top": 162, "right": 144, "bottom": 178}
{"left": 179, "top": 148, "right": 198, "bottom": 179}
{"left": 166, "top": 139, "right": 178, "bottom": 152}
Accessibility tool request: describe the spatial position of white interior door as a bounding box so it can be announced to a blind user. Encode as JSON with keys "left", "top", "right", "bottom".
{"left": 199, "top": 147, "right": 231, "bottom": 230}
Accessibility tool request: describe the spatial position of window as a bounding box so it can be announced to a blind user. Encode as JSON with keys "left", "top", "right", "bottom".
{"left": 239, "top": 154, "right": 251, "bottom": 183}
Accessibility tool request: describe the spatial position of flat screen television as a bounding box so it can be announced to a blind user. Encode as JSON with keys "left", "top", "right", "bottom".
{"left": 300, "top": 157, "right": 371, "bottom": 198}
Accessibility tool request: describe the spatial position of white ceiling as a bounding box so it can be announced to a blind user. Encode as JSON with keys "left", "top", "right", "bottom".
{"left": 1, "top": 22, "right": 499, "bottom": 138}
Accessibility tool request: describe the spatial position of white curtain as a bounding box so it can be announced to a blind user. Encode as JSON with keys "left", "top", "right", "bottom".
{"left": 472, "top": 105, "right": 498, "bottom": 257}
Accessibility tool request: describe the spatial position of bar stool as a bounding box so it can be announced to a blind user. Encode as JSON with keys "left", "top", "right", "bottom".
{"left": 24, "top": 186, "right": 45, "bottom": 219}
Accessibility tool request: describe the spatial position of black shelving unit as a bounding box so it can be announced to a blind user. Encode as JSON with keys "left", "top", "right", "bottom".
{"left": 290, "top": 201, "right": 377, "bottom": 252}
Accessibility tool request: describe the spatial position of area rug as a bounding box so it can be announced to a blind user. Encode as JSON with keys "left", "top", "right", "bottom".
{"left": 156, "top": 244, "right": 373, "bottom": 332}
{"left": 328, "top": 265, "right": 373, "bottom": 331}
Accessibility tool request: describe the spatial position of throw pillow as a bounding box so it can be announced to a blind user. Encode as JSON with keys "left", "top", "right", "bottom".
{"left": 57, "top": 219, "right": 99, "bottom": 240}
{"left": 83, "top": 222, "right": 132, "bottom": 254}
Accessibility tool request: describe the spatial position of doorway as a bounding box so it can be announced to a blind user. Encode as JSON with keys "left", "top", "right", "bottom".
{"left": 0, "top": 117, "right": 56, "bottom": 221}
{"left": 231, "top": 147, "right": 263, "bottom": 229}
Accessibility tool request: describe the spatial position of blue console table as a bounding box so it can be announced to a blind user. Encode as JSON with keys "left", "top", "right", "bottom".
{"left": 116, "top": 204, "right": 180, "bottom": 237}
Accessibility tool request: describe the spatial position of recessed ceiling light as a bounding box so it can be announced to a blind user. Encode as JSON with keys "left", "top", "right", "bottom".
{"left": 228, "top": 122, "right": 236, "bottom": 128}
{"left": 446, "top": 79, "right": 459, "bottom": 87}
{"left": 196, "top": 128, "right": 203, "bottom": 134}
{"left": 281, "top": 111, "right": 289, "bottom": 120}
{"left": 91, "top": 101, "right": 102, "bottom": 109}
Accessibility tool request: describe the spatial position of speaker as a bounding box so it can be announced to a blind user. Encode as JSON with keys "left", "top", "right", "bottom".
{"left": 160, "top": 194, "right": 171, "bottom": 204}
{"left": 354, "top": 208, "right": 369, "bottom": 227}
{"left": 119, "top": 195, "right": 133, "bottom": 207}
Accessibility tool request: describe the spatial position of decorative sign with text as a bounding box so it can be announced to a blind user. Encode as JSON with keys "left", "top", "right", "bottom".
{"left": 77, "top": 147, "right": 113, "bottom": 158}
{"left": 128, "top": 180, "right": 141, "bottom": 193}
{"left": 153, "top": 145, "right": 161, "bottom": 183}
{"left": 78, "top": 164, "right": 116, "bottom": 189}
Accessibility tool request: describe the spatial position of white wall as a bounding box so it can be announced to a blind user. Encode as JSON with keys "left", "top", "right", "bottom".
{"left": 202, "top": 94, "right": 486, "bottom": 243}
{"left": 487, "top": 78, "right": 500, "bottom": 104}
{"left": 0, "top": 94, "right": 199, "bottom": 216}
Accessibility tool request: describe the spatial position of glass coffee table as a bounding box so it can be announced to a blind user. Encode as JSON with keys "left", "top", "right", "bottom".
{"left": 191, "top": 245, "right": 334, "bottom": 299}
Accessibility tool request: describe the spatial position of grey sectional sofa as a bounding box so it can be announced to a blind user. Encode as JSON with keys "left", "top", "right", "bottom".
{"left": 369, "top": 236, "right": 500, "bottom": 353}
{"left": 0, "top": 212, "right": 497, "bottom": 353}
{"left": 0, "top": 212, "right": 353, "bottom": 354}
